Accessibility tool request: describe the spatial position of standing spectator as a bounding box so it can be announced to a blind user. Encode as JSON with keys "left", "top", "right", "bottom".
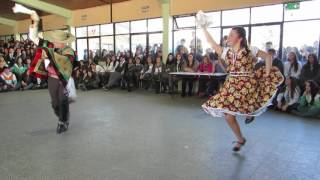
{"left": 152, "top": 56, "right": 166, "bottom": 94}
{"left": 181, "top": 53, "right": 199, "bottom": 97}
{"left": 198, "top": 55, "right": 214, "bottom": 97}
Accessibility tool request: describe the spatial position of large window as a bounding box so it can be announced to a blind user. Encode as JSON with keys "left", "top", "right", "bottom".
{"left": 222, "top": 8, "right": 250, "bottom": 26}
{"left": 77, "top": 39, "right": 88, "bottom": 61}
{"left": 175, "top": 16, "right": 196, "bottom": 28}
{"left": 283, "top": 20, "right": 320, "bottom": 59}
{"left": 115, "top": 22, "right": 130, "bottom": 34}
{"left": 131, "top": 20, "right": 147, "bottom": 33}
{"left": 115, "top": 35, "right": 130, "bottom": 53}
{"left": 148, "top": 18, "right": 163, "bottom": 32}
{"left": 196, "top": 28, "right": 221, "bottom": 55}
{"left": 251, "top": 4, "right": 283, "bottom": 24}
{"left": 131, "top": 34, "right": 147, "bottom": 56}
{"left": 88, "top": 25, "right": 100, "bottom": 37}
{"left": 251, "top": 25, "right": 281, "bottom": 51}
{"left": 149, "top": 33, "right": 163, "bottom": 55}
{"left": 76, "top": 27, "right": 87, "bottom": 37}
{"left": 88, "top": 38, "right": 100, "bottom": 55}
{"left": 174, "top": 29, "right": 195, "bottom": 54}
{"left": 101, "top": 36, "right": 114, "bottom": 52}
{"left": 284, "top": 1, "right": 320, "bottom": 21}
{"left": 101, "top": 24, "right": 113, "bottom": 36}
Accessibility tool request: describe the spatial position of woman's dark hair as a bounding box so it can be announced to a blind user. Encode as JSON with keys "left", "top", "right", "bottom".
{"left": 187, "top": 53, "right": 195, "bottom": 67}
{"left": 306, "top": 80, "right": 320, "bottom": 105}
{"left": 166, "top": 53, "right": 174, "bottom": 65}
{"left": 231, "top": 26, "right": 250, "bottom": 53}
{"left": 289, "top": 52, "right": 299, "bottom": 72}
{"left": 288, "top": 76, "right": 299, "bottom": 98}
{"left": 306, "top": 53, "right": 319, "bottom": 73}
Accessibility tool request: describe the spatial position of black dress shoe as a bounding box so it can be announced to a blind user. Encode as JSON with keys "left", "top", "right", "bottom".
{"left": 245, "top": 116, "right": 255, "bottom": 124}
{"left": 232, "top": 138, "right": 246, "bottom": 152}
{"left": 56, "top": 123, "right": 68, "bottom": 134}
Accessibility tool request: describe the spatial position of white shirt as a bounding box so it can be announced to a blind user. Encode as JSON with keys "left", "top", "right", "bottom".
{"left": 284, "top": 61, "right": 302, "bottom": 78}
{"left": 277, "top": 87, "right": 301, "bottom": 105}
{"left": 106, "top": 61, "right": 119, "bottom": 72}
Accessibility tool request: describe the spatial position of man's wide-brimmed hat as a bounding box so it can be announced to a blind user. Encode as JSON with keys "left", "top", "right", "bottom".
{"left": 43, "top": 30, "right": 75, "bottom": 44}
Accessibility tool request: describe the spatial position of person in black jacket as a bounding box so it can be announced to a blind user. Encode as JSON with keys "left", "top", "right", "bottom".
{"left": 124, "top": 57, "right": 136, "bottom": 92}
{"left": 300, "top": 53, "right": 319, "bottom": 86}
{"left": 5, "top": 48, "right": 15, "bottom": 68}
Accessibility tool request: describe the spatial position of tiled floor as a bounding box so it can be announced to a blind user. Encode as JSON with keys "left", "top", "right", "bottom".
{"left": 0, "top": 89, "right": 319, "bottom": 180}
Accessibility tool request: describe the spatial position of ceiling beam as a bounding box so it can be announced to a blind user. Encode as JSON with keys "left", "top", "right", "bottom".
{"left": 0, "top": 16, "right": 17, "bottom": 27}
{"left": 13, "top": 0, "right": 72, "bottom": 18}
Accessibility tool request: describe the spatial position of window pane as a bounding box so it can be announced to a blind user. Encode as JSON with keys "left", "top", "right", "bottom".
{"left": 222, "top": 8, "right": 250, "bottom": 26}
{"left": 283, "top": 20, "right": 320, "bottom": 60}
{"left": 148, "top": 18, "right": 163, "bottom": 32}
{"left": 76, "top": 27, "right": 87, "bottom": 37}
{"left": 131, "top": 20, "right": 147, "bottom": 33}
{"left": 101, "top": 24, "right": 113, "bottom": 36}
{"left": 285, "top": 1, "right": 320, "bottom": 21}
{"left": 101, "top": 36, "right": 114, "bottom": 52}
{"left": 174, "top": 29, "right": 195, "bottom": 54}
{"left": 88, "top": 25, "right": 100, "bottom": 37}
{"left": 115, "top": 35, "right": 129, "bottom": 53}
{"left": 196, "top": 28, "right": 221, "bottom": 55}
{"left": 223, "top": 27, "right": 249, "bottom": 40}
{"left": 131, "top": 34, "right": 146, "bottom": 56}
{"left": 77, "top": 39, "right": 87, "bottom": 61}
{"left": 205, "top": 11, "right": 221, "bottom": 27}
{"left": 251, "top": 4, "right": 283, "bottom": 24}
{"left": 115, "top": 22, "right": 130, "bottom": 34}
{"left": 149, "top": 33, "right": 163, "bottom": 56}
{"left": 251, "top": 25, "right": 281, "bottom": 52}
{"left": 88, "top": 38, "right": 100, "bottom": 57}
{"left": 70, "top": 27, "right": 76, "bottom": 50}
{"left": 175, "top": 16, "right": 196, "bottom": 29}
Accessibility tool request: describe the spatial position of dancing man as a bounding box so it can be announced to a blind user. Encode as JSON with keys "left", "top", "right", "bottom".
{"left": 197, "top": 12, "right": 284, "bottom": 151}
{"left": 13, "top": 4, "right": 77, "bottom": 134}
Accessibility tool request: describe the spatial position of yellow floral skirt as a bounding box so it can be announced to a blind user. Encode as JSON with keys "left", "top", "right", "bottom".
{"left": 202, "top": 67, "right": 284, "bottom": 117}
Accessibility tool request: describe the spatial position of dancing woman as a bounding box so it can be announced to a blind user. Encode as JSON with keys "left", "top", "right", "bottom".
{"left": 199, "top": 14, "right": 284, "bottom": 151}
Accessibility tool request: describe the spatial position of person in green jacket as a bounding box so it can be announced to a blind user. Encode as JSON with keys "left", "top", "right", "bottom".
{"left": 293, "top": 80, "right": 320, "bottom": 117}
{"left": 12, "top": 57, "right": 27, "bottom": 89}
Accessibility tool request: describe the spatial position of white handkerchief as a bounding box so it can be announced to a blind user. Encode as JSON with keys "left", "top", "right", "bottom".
{"left": 196, "top": 10, "right": 212, "bottom": 28}
{"left": 44, "top": 59, "right": 50, "bottom": 70}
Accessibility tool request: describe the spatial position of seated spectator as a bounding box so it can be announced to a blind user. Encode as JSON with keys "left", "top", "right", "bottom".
{"left": 163, "top": 53, "right": 174, "bottom": 93}
{"left": 0, "top": 68, "right": 18, "bottom": 91}
{"left": 140, "top": 56, "right": 154, "bottom": 90}
{"left": 12, "top": 57, "right": 27, "bottom": 89}
{"left": 198, "top": 55, "right": 214, "bottom": 97}
{"left": 103, "top": 55, "right": 118, "bottom": 89}
{"left": 284, "top": 51, "right": 302, "bottom": 78}
{"left": 82, "top": 70, "right": 100, "bottom": 91}
{"left": 292, "top": 80, "right": 320, "bottom": 117}
{"left": 181, "top": 53, "right": 199, "bottom": 97}
{"left": 104, "top": 56, "right": 127, "bottom": 91}
{"left": 300, "top": 53, "right": 319, "bottom": 86}
{"left": 276, "top": 76, "right": 301, "bottom": 112}
{"left": 78, "top": 68, "right": 88, "bottom": 90}
{"left": 124, "top": 57, "right": 136, "bottom": 92}
{"left": 92, "top": 63, "right": 106, "bottom": 88}
{"left": 21, "top": 70, "right": 37, "bottom": 90}
{"left": 152, "top": 56, "right": 166, "bottom": 94}
{"left": 0, "top": 56, "right": 7, "bottom": 74}
{"left": 134, "top": 57, "right": 144, "bottom": 88}
{"left": 5, "top": 48, "right": 15, "bottom": 68}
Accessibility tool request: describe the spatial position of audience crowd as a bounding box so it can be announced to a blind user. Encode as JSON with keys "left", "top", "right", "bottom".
{"left": 1, "top": 38, "right": 320, "bottom": 118}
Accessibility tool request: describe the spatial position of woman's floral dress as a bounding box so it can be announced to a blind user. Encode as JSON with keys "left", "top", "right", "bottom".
{"left": 202, "top": 47, "right": 284, "bottom": 117}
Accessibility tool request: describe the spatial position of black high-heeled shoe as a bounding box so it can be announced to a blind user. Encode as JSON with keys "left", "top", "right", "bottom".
{"left": 232, "top": 138, "right": 246, "bottom": 152}
{"left": 245, "top": 116, "right": 255, "bottom": 124}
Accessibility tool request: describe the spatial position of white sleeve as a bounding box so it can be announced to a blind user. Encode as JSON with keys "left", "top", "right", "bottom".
{"left": 277, "top": 93, "right": 284, "bottom": 103}
{"left": 250, "top": 46, "right": 259, "bottom": 57}
{"left": 220, "top": 47, "right": 229, "bottom": 60}
{"left": 29, "top": 25, "right": 40, "bottom": 46}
